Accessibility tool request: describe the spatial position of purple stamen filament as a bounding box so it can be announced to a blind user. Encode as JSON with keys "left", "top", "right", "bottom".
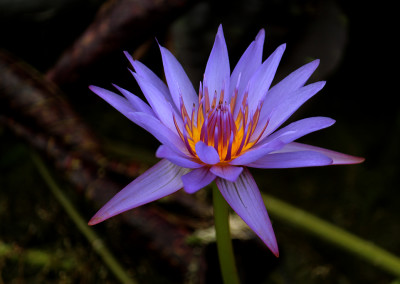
{"left": 173, "top": 85, "right": 268, "bottom": 165}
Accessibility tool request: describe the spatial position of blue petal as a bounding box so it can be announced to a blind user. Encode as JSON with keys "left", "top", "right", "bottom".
{"left": 230, "top": 29, "right": 265, "bottom": 107}
{"left": 276, "top": 142, "right": 365, "bottom": 165}
{"left": 131, "top": 71, "right": 183, "bottom": 132}
{"left": 89, "top": 86, "right": 139, "bottom": 121}
{"left": 230, "top": 139, "right": 284, "bottom": 166}
{"left": 258, "top": 116, "right": 335, "bottom": 146}
{"left": 254, "top": 59, "right": 320, "bottom": 137}
{"left": 182, "top": 167, "right": 216, "bottom": 194}
{"left": 156, "top": 145, "right": 202, "bottom": 169}
{"left": 89, "top": 159, "right": 189, "bottom": 225}
{"left": 246, "top": 44, "right": 286, "bottom": 115}
{"left": 124, "top": 51, "right": 174, "bottom": 106}
{"left": 210, "top": 165, "right": 243, "bottom": 182}
{"left": 128, "top": 112, "right": 187, "bottom": 155}
{"left": 261, "top": 81, "right": 326, "bottom": 139}
{"left": 216, "top": 169, "right": 279, "bottom": 256}
{"left": 195, "top": 141, "right": 220, "bottom": 165}
{"left": 112, "top": 84, "right": 155, "bottom": 116}
{"left": 159, "top": 45, "right": 198, "bottom": 111}
{"left": 247, "top": 151, "right": 333, "bottom": 168}
{"left": 204, "top": 25, "right": 230, "bottom": 104}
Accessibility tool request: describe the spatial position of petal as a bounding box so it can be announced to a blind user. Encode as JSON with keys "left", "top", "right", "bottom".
{"left": 216, "top": 169, "right": 278, "bottom": 256}
{"left": 127, "top": 112, "right": 187, "bottom": 155}
{"left": 247, "top": 151, "right": 333, "bottom": 168}
{"left": 204, "top": 25, "right": 230, "bottom": 103}
{"left": 255, "top": 60, "right": 321, "bottom": 136}
{"left": 229, "top": 139, "right": 284, "bottom": 166}
{"left": 258, "top": 117, "right": 335, "bottom": 146}
{"left": 267, "top": 59, "right": 320, "bottom": 101}
{"left": 159, "top": 45, "right": 198, "bottom": 111}
{"left": 181, "top": 167, "right": 216, "bottom": 194}
{"left": 124, "top": 51, "right": 174, "bottom": 105}
{"left": 112, "top": 84, "right": 155, "bottom": 116}
{"left": 156, "top": 145, "right": 202, "bottom": 169}
{"left": 230, "top": 29, "right": 265, "bottom": 106}
{"left": 89, "top": 159, "right": 189, "bottom": 225}
{"left": 89, "top": 85, "right": 137, "bottom": 121}
{"left": 277, "top": 142, "right": 365, "bottom": 165}
{"left": 210, "top": 165, "right": 243, "bottom": 182}
{"left": 246, "top": 44, "right": 286, "bottom": 114}
{"left": 195, "top": 141, "right": 220, "bottom": 165}
{"left": 261, "top": 81, "right": 326, "bottom": 139}
{"left": 131, "top": 70, "right": 183, "bottom": 132}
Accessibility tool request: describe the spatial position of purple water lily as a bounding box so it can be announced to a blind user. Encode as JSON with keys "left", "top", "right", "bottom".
{"left": 88, "top": 25, "right": 363, "bottom": 256}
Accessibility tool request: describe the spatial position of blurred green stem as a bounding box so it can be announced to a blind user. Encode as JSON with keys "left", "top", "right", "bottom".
{"left": 31, "top": 152, "right": 137, "bottom": 284}
{"left": 212, "top": 182, "right": 240, "bottom": 284}
{"left": 0, "top": 240, "right": 75, "bottom": 270}
{"left": 262, "top": 193, "right": 400, "bottom": 277}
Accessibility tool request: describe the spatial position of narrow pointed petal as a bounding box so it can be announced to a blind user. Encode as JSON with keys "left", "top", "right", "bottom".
{"left": 204, "top": 25, "right": 230, "bottom": 103}
{"left": 210, "top": 165, "right": 243, "bottom": 182}
{"left": 246, "top": 44, "right": 286, "bottom": 113}
{"left": 127, "top": 112, "right": 187, "bottom": 155}
{"left": 112, "top": 84, "right": 155, "bottom": 116}
{"left": 182, "top": 167, "right": 216, "bottom": 194}
{"left": 258, "top": 117, "right": 335, "bottom": 146}
{"left": 267, "top": 59, "right": 320, "bottom": 100}
{"left": 124, "top": 51, "right": 174, "bottom": 105}
{"left": 230, "top": 29, "right": 265, "bottom": 105}
{"left": 89, "top": 159, "right": 189, "bottom": 225}
{"left": 89, "top": 86, "right": 138, "bottom": 121}
{"left": 195, "top": 141, "right": 220, "bottom": 165}
{"left": 131, "top": 71, "right": 182, "bottom": 132}
{"left": 216, "top": 169, "right": 279, "bottom": 256}
{"left": 159, "top": 45, "right": 198, "bottom": 110}
{"left": 230, "top": 139, "right": 284, "bottom": 166}
{"left": 277, "top": 142, "right": 365, "bottom": 164}
{"left": 261, "top": 81, "right": 326, "bottom": 139}
{"left": 254, "top": 60, "right": 321, "bottom": 136}
{"left": 248, "top": 151, "right": 333, "bottom": 168}
{"left": 156, "top": 145, "right": 202, "bottom": 169}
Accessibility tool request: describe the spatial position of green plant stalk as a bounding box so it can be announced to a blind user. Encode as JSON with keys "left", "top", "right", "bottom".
{"left": 212, "top": 182, "right": 240, "bottom": 284}
{"left": 31, "top": 152, "right": 137, "bottom": 284}
{"left": 262, "top": 193, "right": 400, "bottom": 277}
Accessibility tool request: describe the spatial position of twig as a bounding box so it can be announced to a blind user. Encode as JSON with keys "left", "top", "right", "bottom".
{"left": 31, "top": 151, "right": 137, "bottom": 284}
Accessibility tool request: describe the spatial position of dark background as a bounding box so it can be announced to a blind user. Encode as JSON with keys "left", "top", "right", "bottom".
{"left": 1, "top": 0, "right": 398, "bottom": 283}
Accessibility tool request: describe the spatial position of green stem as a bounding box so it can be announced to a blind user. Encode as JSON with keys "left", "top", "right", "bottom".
{"left": 262, "top": 193, "right": 400, "bottom": 277}
{"left": 31, "top": 152, "right": 137, "bottom": 284}
{"left": 212, "top": 182, "right": 240, "bottom": 284}
{"left": 0, "top": 240, "right": 76, "bottom": 270}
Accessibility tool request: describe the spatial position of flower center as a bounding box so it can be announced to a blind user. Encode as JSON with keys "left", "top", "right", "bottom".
{"left": 174, "top": 84, "right": 268, "bottom": 164}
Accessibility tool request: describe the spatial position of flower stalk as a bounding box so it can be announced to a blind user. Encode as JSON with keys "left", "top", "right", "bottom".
{"left": 262, "top": 193, "right": 400, "bottom": 277}
{"left": 212, "top": 182, "right": 240, "bottom": 284}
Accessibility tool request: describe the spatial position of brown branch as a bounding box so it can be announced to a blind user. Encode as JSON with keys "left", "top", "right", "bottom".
{"left": 46, "top": 0, "right": 197, "bottom": 85}
{"left": 1, "top": 49, "right": 210, "bottom": 276}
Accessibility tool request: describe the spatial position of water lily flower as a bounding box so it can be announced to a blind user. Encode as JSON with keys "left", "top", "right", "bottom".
{"left": 88, "top": 25, "right": 364, "bottom": 256}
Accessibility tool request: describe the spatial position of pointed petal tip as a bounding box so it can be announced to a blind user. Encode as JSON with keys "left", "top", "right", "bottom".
{"left": 272, "top": 247, "right": 280, "bottom": 257}
{"left": 348, "top": 155, "right": 365, "bottom": 164}
{"left": 88, "top": 213, "right": 109, "bottom": 226}
{"left": 123, "top": 50, "right": 131, "bottom": 59}
{"left": 278, "top": 43, "right": 287, "bottom": 53}
{"left": 88, "top": 85, "right": 98, "bottom": 91}
{"left": 313, "top": 58, "right": 320, "bottom": 66}
{"left": 256, "top": 28, "right": 265, "bottom": 40}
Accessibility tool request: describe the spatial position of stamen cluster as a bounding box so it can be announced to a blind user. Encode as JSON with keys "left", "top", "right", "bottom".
{"left": 174, "top": 83, "right": 268, "bottom": 164}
